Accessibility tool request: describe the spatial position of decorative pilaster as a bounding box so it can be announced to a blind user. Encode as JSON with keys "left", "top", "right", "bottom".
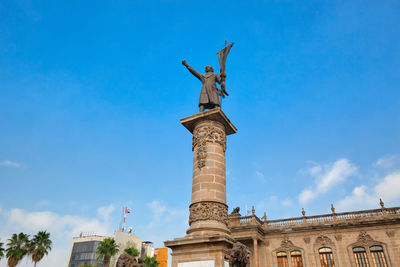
{"left": 253, "top": 238, "right": 259, "bottom": 267}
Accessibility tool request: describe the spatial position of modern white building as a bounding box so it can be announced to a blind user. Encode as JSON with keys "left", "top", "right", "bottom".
{"left": 67, "top": 230, "right": 143, "bottom": 267}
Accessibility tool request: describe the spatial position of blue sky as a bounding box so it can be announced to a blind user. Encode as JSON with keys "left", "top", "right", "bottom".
{"left": 1, "top": 0, "right": 400, "bottom": 266}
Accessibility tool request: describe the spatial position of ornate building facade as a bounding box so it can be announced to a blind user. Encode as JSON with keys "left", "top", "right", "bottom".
{"left": 228, "top": 204, "right": 400, "bottom": 267}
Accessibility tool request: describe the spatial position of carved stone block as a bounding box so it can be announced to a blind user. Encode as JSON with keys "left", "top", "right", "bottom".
{"left": 192, "top": 125, "right": 226, "bottom": 152}
{"left": 189, "top": 201, "right": 228, "bottom": 225}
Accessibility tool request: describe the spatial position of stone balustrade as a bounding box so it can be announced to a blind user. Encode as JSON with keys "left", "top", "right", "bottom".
{"left": 228, "top": 206, "right": 400, "bottom": 229}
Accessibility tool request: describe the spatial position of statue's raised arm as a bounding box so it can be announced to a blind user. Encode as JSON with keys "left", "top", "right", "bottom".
{"left": 182, "top": 60, "right": 203, "bottom": 82}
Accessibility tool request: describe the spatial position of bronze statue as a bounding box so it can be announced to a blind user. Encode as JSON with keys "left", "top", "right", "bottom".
{"left": 230, "top": 207, "right": 240, "bottom": 215}
{"left": 182, "top": 41, "right": 234, "bottom": 112}
{"left": 229, "top": 242, "right": 250, "bottom": 267}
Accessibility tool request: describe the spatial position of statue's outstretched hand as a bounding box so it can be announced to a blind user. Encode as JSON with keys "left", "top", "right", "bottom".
{"left": 182, "top": 60, "right": 187, "bottom": 66}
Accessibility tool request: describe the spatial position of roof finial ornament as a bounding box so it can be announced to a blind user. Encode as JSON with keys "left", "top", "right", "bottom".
{"left": 252, "top": 206, "right": 255, "bottom": 216}
{"left": 262, "top": 212, "right": 267, "bottom": 222}
{"left": 331, "top": 203, "right": 336, "bottom": 213}
{"left": 302, "top": 208, "right": 306, "bottom": 217}
{"left": 380, "top": 198, "right": 385, "bottom": 209}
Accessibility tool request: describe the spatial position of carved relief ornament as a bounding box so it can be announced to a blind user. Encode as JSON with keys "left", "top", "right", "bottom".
{"left": 334, "top": 234, "right": 342, "bottom": 241}
{"left": 357, "top": 231, "right": 374, "bottom": 245}
{"left": 189, "top": 201, "right": 228, "bottom": 226}
{"left": 315, "top": 235, "right": 334, "bottom": 246}
{"left": 192, "top": 126, "right": 226, "bottom": 169}
{"left": 192, "top": 126, "right": 226, "bottom": 151}
{"left": 280, "top": 237, "right": 295, "bottom": 250}
{"left": 386, "top": 231, "right": 395, "bottom": 238}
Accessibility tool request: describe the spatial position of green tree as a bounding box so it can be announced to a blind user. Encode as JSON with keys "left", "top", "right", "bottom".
{"left": 0, "top": 241, "right": 4, "bottom": 261}
{"left": 29, "top": 231, "right": 52, "bottom": 267}
{"left": 6, "top": 232, "right": 30, "bottom": 267}
{"left": 96, "top": 238, "right": 119, "bottom": 267}
{"left": 143, "top": 256, "right": 159, "bottom": 267}
{"left": 124, "top": 246, "right": 140, "bottom": 258}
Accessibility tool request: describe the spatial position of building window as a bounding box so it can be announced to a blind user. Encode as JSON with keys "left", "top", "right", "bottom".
{"left": 370, "top": 246, "right": 387, "bottom": 267}
{"left": 353, "top": 247, "right": 369, "bottom": 267}
{"left": 277, "top": 251, "right": 288, "bottom": 267}
{"left": 291, "top": 250, "right": 303, "bottom": 267}
{"left": 319, "top": 247, "right": 334, "bottom": 267}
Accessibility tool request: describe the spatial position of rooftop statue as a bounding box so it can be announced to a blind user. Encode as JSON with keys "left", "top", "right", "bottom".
{"left": 182, "top": 41, "right": 234, "bottom": 112}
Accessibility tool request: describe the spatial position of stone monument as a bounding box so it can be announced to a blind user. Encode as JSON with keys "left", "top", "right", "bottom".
{"left": 165, "top": 42, "right": 238, "bottom": 267}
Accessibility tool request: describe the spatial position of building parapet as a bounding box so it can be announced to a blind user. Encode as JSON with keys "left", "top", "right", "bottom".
{"left": 228, "top": 206, "right": 400, "bottom": 230}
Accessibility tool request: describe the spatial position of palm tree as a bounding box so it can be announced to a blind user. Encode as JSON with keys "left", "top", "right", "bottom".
{"left": 0, "top": 241, "right": 4, "bottom": 261}
{"left": 143, "top": 256, "right": 159, "bottom": 267}
{"left": 96, "top": 238, "right": 119, "bottom": 267}
{"left": 124, "top": 246, "right": 139, "bottom": 258}
{"left": 29, "top": 231, "right": 52, "bottom": 267}
{"left": 6, "top": 232, "right": 30, "bottom": 267}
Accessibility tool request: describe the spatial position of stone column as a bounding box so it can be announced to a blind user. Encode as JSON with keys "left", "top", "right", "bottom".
{"left": 253, "top": 238, "right": 259, "bottom": 267}
{"left": 165, "top": 108, "right": 237, "bottom": 267}
{"left": 180, "top": 108, "right": 237, "bottom": 236}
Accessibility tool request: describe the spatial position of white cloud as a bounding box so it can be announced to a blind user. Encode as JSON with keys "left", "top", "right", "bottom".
{"left": 298, "top": 158, "right": 358, "bottom": 204}
{"left": 0, "top": 204, "right": 115, "bottom": 267}
{"left": 336, "top": 185, "right": 376, "bottom": 211}
{"left": 375, "top": 171, "right": 400, "bottom": 202}
{"left": 337, "top": 171, "right": 400, "bottom": 211}
{"left": 375, "top": 155, "right": 398, "bottom": 169}
{"left": 97, "top": 204, "right": 115, "bottom": 222}
{"left": 299, "top": 189, "right": 316, "bottom": 204}
{"left": 317, "top": 159, "right": 358, "bottom": 192}
{"left": 0, "top": 160, "right": 21, "bottom": 168}
{"left": 5, "top": 209, "right": 112, "bottom": 239}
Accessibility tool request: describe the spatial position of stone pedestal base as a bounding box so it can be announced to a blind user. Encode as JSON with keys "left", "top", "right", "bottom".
{"left": 165, "top": 235, "right": 234, "bottom": 267}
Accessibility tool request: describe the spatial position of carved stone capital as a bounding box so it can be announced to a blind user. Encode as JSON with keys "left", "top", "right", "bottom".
{"left": 189, "top": 201, "right": 228, "bottom": 226}
{"left": 192, "top": 125, "right": 226, "bottom": 152}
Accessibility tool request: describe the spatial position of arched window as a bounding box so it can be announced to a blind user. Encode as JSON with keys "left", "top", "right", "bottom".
{"left": 370, "top": 246, "right": 387, "bottom": 267}
{"left": 277, "top": 251, "right": 288, "bottom": 267}
{"left": 291, "top": 250, "right": 303, "bottom": 267}
{"left": 353, "top": 247, "right": 369, "bottom": 267}
{"left": 319, "top": 247, "right": 334, "bottom": 267}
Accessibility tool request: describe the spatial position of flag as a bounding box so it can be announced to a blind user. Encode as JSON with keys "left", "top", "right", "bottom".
{"left": 217, "top": 42, "right": 234, "bottom": 97}
{"left": 217, "top": 42, "right": 234, "bottom": 75}
{"left": 125, "top": 207, "right": 131, "bottom": 214}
